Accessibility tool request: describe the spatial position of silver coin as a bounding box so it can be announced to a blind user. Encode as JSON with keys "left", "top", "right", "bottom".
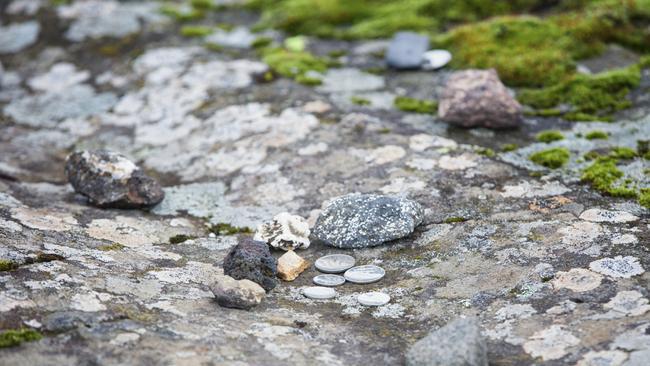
{"left": 358, "top": 292, "right": 390, "bottom": 306}
{"left": 302, "top": 286, "right": 337, "bottom": 300}
{"left": 313, "top": 274, "right": 346, "bottom": 287}
{"left": 344, "top": 265, "right": 385, "bottom": 284}
{"left": 314, "top": 254, "right": 356, "bottom": 273}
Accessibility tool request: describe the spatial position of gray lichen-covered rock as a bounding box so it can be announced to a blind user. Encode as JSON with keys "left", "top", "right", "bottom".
{"left": 311, "top": 193, "right": 424, "bottom": 248}
{"left": 210, "top": 274, "right": 265, "bottom": 310}
{"left": 223, "top": 237, "right": 278, "bottom": 291}
{"left": 438, "top": 69, "right": 522, "bottom": 129}
{"left": 406, "top": 317, "right": 488, "bottom": 366}
{"left": 65, "top": 150, "right": 164, "bottom": 209}
{"left": 385, "top": 32, "right": 429, "bottom": 70}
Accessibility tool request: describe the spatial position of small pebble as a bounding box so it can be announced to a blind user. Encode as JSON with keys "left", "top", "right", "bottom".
{"left": 302, "top": 286, "right": 337, "bottom": 300}
{"left": 315, "top": 254, "right": 356, "bottom": 273}
{"left": 422, "top": 49, "right": 452, "bottom": 70}
{"left": 313, "top": 274, "right": 346, "bottom": 287}
{"left": 358, "top": 292, "right": 390, "bottom": 306}
{"left": 344, "top": 265, "right": 385, "bottom": 284}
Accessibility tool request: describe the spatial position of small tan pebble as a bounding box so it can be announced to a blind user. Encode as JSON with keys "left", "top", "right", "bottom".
{"left": 277, "top": 250, "right": 310, "bottom": 281}
{"left": 302, "top": 100, "right": 331, "bottom": 114}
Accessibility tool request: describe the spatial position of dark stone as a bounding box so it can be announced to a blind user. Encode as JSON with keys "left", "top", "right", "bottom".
{"left": 65, "top": 150, "right": 164, "bottom": 209}
{"left": 406, "top": 317, "right": 488, "bottom": 366}
{"left": 385, "top": 32, "right": 429, "bottom": 70}
{"left": 223, "top": 237, "right": 278, "bottom": 292}
{"left": 311, "top": 193, "right": 424, "bottom": 248}
{"left": 438, "top": 69, "right": 522, "bottom": 129}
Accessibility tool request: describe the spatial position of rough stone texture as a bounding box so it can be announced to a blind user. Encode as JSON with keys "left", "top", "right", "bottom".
{"left": 312, "top": 193, "right": 424, "bottom": 248}
{"left": 210, "top": 274, "right": 265, "bottom": 309}
{"left": 223, "top": 237, "right": 278, "bottom": 291}
{"left": 405, "top": 317, "right": 488, "bottom": 366}
{"left": 254, "top": 212, "right": 310, "bottom": 251}
{"left": 65, "top": 150, "right": 164, "bottom": 209}
{"left": 385, "top": 32, "right": 429, "bottom": 70}
{"left": 277, "top": 250, "right": 310, "bottom": 281}
{"left": 438, "top": 69, "right": 523, "bottom": 128}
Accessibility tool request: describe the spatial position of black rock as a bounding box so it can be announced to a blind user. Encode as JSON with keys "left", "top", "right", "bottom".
{"left": 311, "top": 193, "right": 424, "bottom": 248}
{"left": 385, "top": 32, "right": 429, "bottom": 70}
{"left": 65, "top": 150, "right": 164, "bottom": 209}
{"left": 223, "top": 237, "right": 278, "bottom": 292}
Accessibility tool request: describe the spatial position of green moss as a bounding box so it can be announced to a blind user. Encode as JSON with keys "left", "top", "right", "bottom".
{"left": 637, "top": 140, "right": 650, "bottom": 156}
{"left": 190, "top": 0, "right": 214, "bottom": 10}
{"left": 350, "top": 96, "right": 371, "bottom": 106}
{"left": 180, "top": 25, "right": 213, "bottom": 37}
{"left": 580, "top": 157, "right": 637, "bottom": 197}
{"left": 585, "top": 130, "right": 609, "bottom": 140}
{"left": 97, "top": 243, "right": 125, "bottom": 251}
{"left": 327, "top": 49, "right": 347, "bottom": 58}
{"left": 378, "top": 127, "right": 391, "bottom": 134}
{"left": 169, "top": 234, "right": 196, "bottom": 244}
{"left": 209, "top": 223, "right": 252, "bottom": 236}
{"left": 518, "top": 65, "right": 641, "bottom": 121}
{"left": 501, "top": 143, "right": 518, "bottom": 152}
{"left": 0, "top": 329, "right": 42, "bottom": 348}
{"left": 535, "top": 130, "right": 564, "bottom": 143}
{"left": 610, "top": 146, "right": 637, "bottom": 160}
{"left": 529, "top": 147, "right": 570, "bottom": 169}
{"left": 160, "top": 4, "right": 204, "bottom": 22}
{"left": 443, "top": 216, "right": 467, "bottom": 224}
{"left": 477, "top": 148, "right": 496, "bottom": 158}
{"left": 261, "top": 47, "right": 331, "bottom": 83}
{"left": 251, "top": 37, "right": 273, "bottom": 49}
{"left": 639, "top": 189, "right": 650, "bottom": 209}
{"left": 0, "top": 259, "right": 18, "bottom": 272}
{"left": 394, "top": 96, "right": 438, "bottom": 114}
{"left": 295, "top": 74, "right": 322, "bottom": 86}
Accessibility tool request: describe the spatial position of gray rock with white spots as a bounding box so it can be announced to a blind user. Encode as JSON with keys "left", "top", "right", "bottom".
{"left": 312, "top": 193, "right": 424, "bottom": 248}
{"left": 65, "top": 150, "right": 164, "bottom": 209}
{"left": 385, "top": 32, "right": 429, "bottom": 69}
{"left": 406, "top": 317, "right": 488, "bottom": 366}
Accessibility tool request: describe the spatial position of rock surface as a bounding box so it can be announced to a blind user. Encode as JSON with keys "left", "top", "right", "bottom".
{"left": 438, "top": 69, "right": 522, "bottom": 129}
{"left": 210, "top": 274, "right": 265, "bottom": 309}
{"left": 312, "top": 194, "right": 424, "bottom": 248}
{"left": 254, "top": 212, "right": 310, "bottom": 250}
{"left": 65, "top": 150, "right": 164, "bottom": 208}
{"left": 223, "top": 237, "right": 278, "bottom": 292}
{"left": 406, "top": 317, "right": 488, "bottom": 366}
{"left": 277, "top": 250, "right": 310, "bottom": 281}
{"left": 385, "top": 32, "right": 429, "bottom": 69}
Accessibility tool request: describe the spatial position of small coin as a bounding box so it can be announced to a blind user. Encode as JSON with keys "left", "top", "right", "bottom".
{"left": 313, "top": 274, "right": 346, "bottom": 287}
{"left": 344, "top": 265, "right": 385, "bottom": 284}
{"left": 315, "top": 254, "right": 356, "bottom": 273}
{"left": 358, "top": 292, "right": 391, "bottom": 306}
{"left": 302, "top": 286, "right": 337, "bottom": 300}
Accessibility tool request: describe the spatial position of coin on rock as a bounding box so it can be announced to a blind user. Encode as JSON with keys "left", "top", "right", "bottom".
{"left": 344, "top": 265, "right": 385, "bottom": 284}
{"left": 315, "top": 254, "right": 356, "bottom": 273}
{"left": 302, "top": 286, "right": 337, "bottom": 300}
{"left": 358, "top": 292, "right": 390, "bottom": 306}
{"left": 313, "top": 274, "right": 346, "bottom": 287}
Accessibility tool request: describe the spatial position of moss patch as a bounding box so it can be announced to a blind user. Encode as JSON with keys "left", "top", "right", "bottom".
{"left": 394, "top": 96, "right": 437, "bottom": 114}
{"left": 97, "top": 243, "right": 125, "bottom": 251}
{"left": 443, "top": 216, "right": 467, "bottom": 224}
{"left": 536, "top": 130, "right": 564, "bottom": 143}
{"left": 209, "top": 223, "right": 253, "bottom": 236}
{"left": 169, "top": 234, "right": 196, "bottom": 244}
{"left": 585, "top": 131, "right": 608, "bottom": 140}
{"left": 350, "top": 96, "right": 371, "bottom": 106}
{"left": 0, "top": 259, "right": 18, "bottom": 271}
{"left": 529, "top": 147, "right": 570, "bottom": 169}
{"left": 0, "top": 329, "right": 42, "bottom": 348}
{"left": 610, "top": 146, "right": 637, "bottom": 160}
{"left": 501, "top": 143, "right": 518, "bottom": 152}
{"left": 260, "top": 47, "right": 334, "bottom": 84}
{"left": 639, "top": 189, "right": 650, "bottom": 209}
{"left": 581, "top": 157, "right": 637, "bottom": 198}
{"left": 160, "top": 4, "right": 205, "bottom": 22}
{"left": 180, "top": 25, "right": 213, "bottom": 37}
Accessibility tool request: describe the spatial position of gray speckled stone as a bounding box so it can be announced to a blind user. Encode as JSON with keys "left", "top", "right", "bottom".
{"left": 406, "top": 317, "right": 488, "bottom": 366}
{"left": 385, "top": 32, "right": 429, "bottom": 70}
{"left": 312, "top": 193, "right": 424, "bottom": 248}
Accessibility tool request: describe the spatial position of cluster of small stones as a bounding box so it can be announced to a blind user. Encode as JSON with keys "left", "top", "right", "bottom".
{"left": 0, "top": 1, "right": 648, "bottom": 365}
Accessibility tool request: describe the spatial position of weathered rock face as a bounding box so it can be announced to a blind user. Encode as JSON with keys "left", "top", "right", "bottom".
{"left": 405, "top": 317, "right": 488, "bottom": 366}
{"left": 385, "top": 32, "right": 429, "bottom": 70}
{"left": 210, "top": 274, "right": 265, "bottom": 310}
{"left": 65, "top": 150, "right": 164, "bottom": 209}
{"left": 311, "top": 193, "right": 424, "bottom": 248}
{"left": 277, "top": 250, "right": 310, "bottom": 281}
{"left": 438, "top": 69, "right": 522, "bottom": 129}
{"left": 254, "top": 212, "right": 310, "bottom": 251}
{"left": 223, "top": 237, "right": 278, "bottom": 291}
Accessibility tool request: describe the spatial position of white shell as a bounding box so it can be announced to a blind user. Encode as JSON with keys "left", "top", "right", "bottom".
{"left": 422, "top": 49, "right": 452, "bottom": 70}
{"left": 313, "top": 274, "right": 346, "bottom": 287}
{"left": 314, "top": 254, "right": 355, "bottom": 273}
{"left": 254, "top": 212, "right": 310, "bottom": 251}
{"left": 344, "top": 265, "right": 385, "bottom": 284}
{"left": 358, "top": 292, "right": 390, "bottom": 306}
{"left": 302, "top": 286, "right": 337, "bottom": 300}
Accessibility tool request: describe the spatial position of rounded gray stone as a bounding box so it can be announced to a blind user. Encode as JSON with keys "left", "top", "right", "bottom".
{"left": 313, "top": 274, "right": 346, "bottom": 287}
{"left": 358, "top": 292, "right": 390, "bottom": 306}
{"left": 314, "top": 254, "right": 356, "bottom": 273}
{"left": 422, "top": 49, "right": 452, "bottom": 70}
{"left": 302, "top": 286, "right": 337, "bottom": 300}
{"left": 344, "top": 265, "right": 385, "bottom": 284}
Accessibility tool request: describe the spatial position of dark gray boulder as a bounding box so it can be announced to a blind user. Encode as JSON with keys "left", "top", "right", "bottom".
{"left": 311, "top": 193, "right": 424, "bottom": 248}
{"left": 65, "top": 150, "right": 164, "bottom": 209}
{"left": 223, "top": 237, "right": 278, "bottom": 292}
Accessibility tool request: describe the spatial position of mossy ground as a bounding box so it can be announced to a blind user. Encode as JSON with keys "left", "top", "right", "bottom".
{"left": 260, "top": 47, "right": 337, "bottom": 85}
{"left": 0, "top": 329, "right": 42, "bottom": 348}
{"left": 529, "top": 147, "right": 570, "bottom": 169}
{"left": 394, "top": 96, "right": 437, "bottom": 114}
{"left": 585, "top": 131, "right": 608, "bottom": 140}
{"left": 536, "top": 130, "right": 564, "bottom": 143}
{"left": 208, "top": 223, "right": 253, "bottom": 236}
{"left": 0, "top": 259, "right": 18, "bottom": 271}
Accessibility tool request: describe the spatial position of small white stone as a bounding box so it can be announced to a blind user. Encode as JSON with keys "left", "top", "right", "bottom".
{"left": 589, "top": 256, "right": 645, "bottom": 278}
{"left": 302, "top": 286, "right": 336, "bottom": 300}
{"left": 344, "top": 265, "right": 385, "bottom": 284}
{"left": 313, "top": 274, "right": 345, "bottom": 287}
{"left": 579, "top": 209, "right": 638, "bottom": 223}
{"left": 315, "top": 254, "right": 356, "bottom": 273}
{"left": 422, "top": 49, "right": 452, "bottom": 70}
{"left": 358, "top": 292, "right": 390, "bottom": 306}
{"left": 254, "top": 212, "right": 310, "bottom": 251}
